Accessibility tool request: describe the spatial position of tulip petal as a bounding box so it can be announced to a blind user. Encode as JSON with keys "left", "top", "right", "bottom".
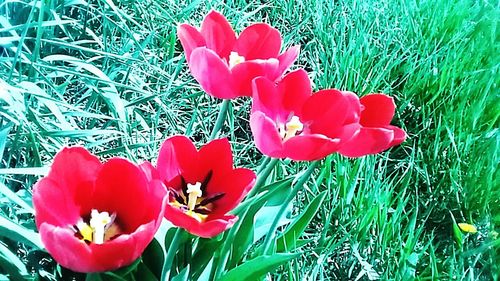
{"left": 359, "top": 94, "right": 395, "bottom": 127}
{"left": 200, "top": 10, "right": 236, "bottom": 59}
{"left": 164, "top": 204, "right": 237, "bottom": 238}
{"left": 231, "top": 59, "right": 280, "bottom": 97}
{"left": 387, "top": 125, "right": 407, "bottom": 146}
{"left": 189, "top": 47, "right": 237, "bottom": 99}
{"left": 251, "top": 76, "right": 285, "bottom": 120}
{"left": 301, "top": 90, "right": 361, "bottom": 139}
{"left": 276, "top": 45, "right": 300, "bottom": 76}
{"left": 283, "top": 135, "right": 341, "bottom": 161}
{"left": 33, "top": 147, "right": 102, "bottom": 227}
{"left": 250, "top": 111, "right": 285, "bottom": 158}
{"left": 157, "top": 135, "right": 199, "bottom": 184}
{"left": 278, "top": 68, "right": 311, "bottom": 116}
{"left": 338, "top": 127, "right": 394, "bottom": 157}
{"left": 198, "top": 138, "right": 233, "bottom": 178}
{"left": 234, "top": 23, "right": 281, "bottom": 60}
{"left": 92, "top": 158, "right": 150, "bottom": 232}
{"left": 208, "top": 167, "right": 256, "bottom": 216}
{"left": 177, "top": 24, "right": 205, "bottom": 63}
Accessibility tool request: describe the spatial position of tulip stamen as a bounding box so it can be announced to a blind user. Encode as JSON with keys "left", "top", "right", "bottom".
{"left": 229, "top": 51, "right": 245, "bottom": 68}
{"left": 73, "top": 209, "right": 121, "bottom": 244}
{"left": 279, "top": 116, "right": 304, "bottom": 141}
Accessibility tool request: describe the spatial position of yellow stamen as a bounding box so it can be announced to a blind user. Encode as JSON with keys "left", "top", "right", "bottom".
{"left": 282, "top": 116, "right": 303, "bottom": 141}
{"left": 76, "top": 220, "right": 93, "bottom": 242}
{"left": 186, "top": 182, "right": 202, "bottom": 211}
{"left": 458, "top": 223, "right": 478, "bottom": 234}
{"left": 229, "top": 51, "right": 245, "bottom": 68}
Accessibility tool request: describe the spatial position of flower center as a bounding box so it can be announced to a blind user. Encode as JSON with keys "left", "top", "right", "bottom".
{"left": 279, "top": 116, "right": 304, "bottom": 141}
{"left": 169, "top": 172, "right": 225, "bottom": 222}
{"left": 229, "top": 51, "right": 245, "bottom": 68}
{"left": 73, "top": 209, "right": 122, "bottom": 244}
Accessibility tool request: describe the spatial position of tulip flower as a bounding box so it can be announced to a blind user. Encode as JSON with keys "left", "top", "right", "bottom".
{"left": 250, "top": 69, "right": 407, "bottom": 160}
{"left": 32, "top": 147, "right": 167, "bottom": 272}
{"left": 250, "top": 69, "right": 362, "bottom": 161}
{"left": 337, "top": 94, "right": 407, "bottom": 157}
{"left": 156, "top": 136, "right": 255, "bottom": 238}
{"left": 178, "top": 10, "right": 300, "bottom": 99}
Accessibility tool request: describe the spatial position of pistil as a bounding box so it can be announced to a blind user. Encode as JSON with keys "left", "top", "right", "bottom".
{"left": 74, "top": 209, "right": 119, "bottom": 244}
{"left": 279, "top": 116, "right": 304, "bottom": 141}
{"left": 229, "top": 51, "right": 245, "bottom": 68}
{"left": 186, "top": 182, "right": 202, "bottom": 211}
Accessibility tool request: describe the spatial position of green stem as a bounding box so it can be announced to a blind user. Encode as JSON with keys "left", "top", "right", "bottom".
{"left": 161, "top": 228, "right": 184, "bottom": 281}
{"left": 260, "top": 161, "right": 319, "bottom": 254}
{"left": 246, "top": 158, "right": 280, "bottom": 199}
{"left": 209, "top": 99, "right": 230, "bottom": 140}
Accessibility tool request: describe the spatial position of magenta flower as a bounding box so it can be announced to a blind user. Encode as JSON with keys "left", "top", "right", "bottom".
{"left": 250, "top": 69, "right": 362, "bottom": 161}
{"left": 155, "top": 136, "right": 256, "bottom": 238}
{"left": 178, "top": 10, "right": 300, "bottom": 99}
{"left": 32, "top": 147, "right": 167, "bottom": 272}
{"left": 338, "top": 94, "right": 407, "bottom": 157}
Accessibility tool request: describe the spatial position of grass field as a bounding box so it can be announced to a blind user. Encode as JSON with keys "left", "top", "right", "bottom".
{"left": 0, "top": 0, "right": 498, "bottom": 280}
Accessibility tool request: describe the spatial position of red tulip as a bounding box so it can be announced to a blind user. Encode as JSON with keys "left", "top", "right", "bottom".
{"left": 250, "top": 69, "right": 362, "bottom": 161}
{"left": 32, "top": 147, "right": 167, "bottom": 272}
{"left": 156, "top": 136, "right": 255, "bottom": 238}
{"left": 338, "top": 94, "right": 407, "bottom": 157}
{"left": 178, "top": 10, "right": 300, "bottom": 99}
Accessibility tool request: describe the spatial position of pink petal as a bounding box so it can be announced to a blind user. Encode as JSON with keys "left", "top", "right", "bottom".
{"left": 278, "top": 68, "right": 311, "bottom": 116}
{"left": 386, "top": 125, "right": 407, "bottom": 146}
{"left": 338, "top": 127, "right": 394, "bottom": 157}
{"left": 157, "top": 135, "right": 199, "bottom": 183}
{"left": 208, "top": 167, "right": 256, "bottom": 216}
{"left": 164, "top": 204, "right": 237, "bottom": 238}
{"left": 359, "top": 94, "right": 395, "bottom": 127}
{"left": 177, "top": 24, "right": 205, "bottom": 63}
{"left": 234, "top": 23, "right": 281, "bottom": 60}
{"left": 251, "top": 76, "right": 286, "bottom": 120}
{"left": 198, "top": 138, "right": 233, "bottom": 179}
{"left": 231, "top": 59, "right": 280, "bottom": 97}
{"left": 283, "top": 135, "right": 341, "bottom": 161}
{"left": 189, "top": 47, "right": 237, "bottom": 99}
{"left": 276, "top": 45, "right": 300, "bottom": 76}
{"left": 301, "top": 90, "right": 361, "bottom": 139}
{"left": 200, "top": 10, "right": 236, "bottom": 59}
{"left": 250, "top": 111, "right": 285, "bottom": 158}
{"left": 92, "top": 158, "right": 150, "bottom": 233}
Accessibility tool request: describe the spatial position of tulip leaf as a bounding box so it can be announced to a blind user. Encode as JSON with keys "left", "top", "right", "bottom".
{"left": 219, "top": 253, "right": 299, "bottom": 281}
{"left": 228, "top": 178, "right": 293, "bottom": 268}
{"left": 0, "top": 242, "right": 27, "bottom": 281}
{"left": 134, "top": 263, "right": 158, "bottom": 281}
{"left": 171, "top": 265, "right": 190, "bottom": 281}
{"left": 0, "top": 182, "right": 34, "bottom": 214}
{"left": 141, "top": 238, "right": 165, "bottom": 280}
{"left": 0, "top": 215, "right": 43, "bottom": 249}
{"left": 275, "top": 191, "right": 328, "bottom": 252}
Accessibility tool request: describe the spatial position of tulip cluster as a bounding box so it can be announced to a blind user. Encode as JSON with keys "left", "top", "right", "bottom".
{"left": 32, "top": 10, "right": 406, "bottom": 274}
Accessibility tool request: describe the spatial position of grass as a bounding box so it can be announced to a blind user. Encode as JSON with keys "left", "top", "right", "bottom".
{"left": 0, "top": 0, "right": 498, "bottom": 280}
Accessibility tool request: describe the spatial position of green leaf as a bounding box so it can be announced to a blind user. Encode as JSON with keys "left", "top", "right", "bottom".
{"left": 141, "top": 238, "right": 165, "bottom": 280}
{"left": 171, "top": 265, "right": 190, "bottom": 281}
{"left": 0, "top": 242, "right": 27, "bottom": 281}
{"left": 219, "top": 253, "right": 299, "bottom": 281}
{"left": 0, "top": 215, "right": 43, "bottom": 249}
{"left": 276, "top": 191, "right": 328, "bottom": 252}
{"left": 449, "top": 212, "right": 463, "bottom": 248}
{"left": 0, "top": 182, "right": 34, "bottom": 213}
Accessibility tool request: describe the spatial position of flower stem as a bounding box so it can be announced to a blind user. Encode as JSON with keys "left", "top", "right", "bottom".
{"left": 260, "top": 161, "right": 319, "bottom": 254}
{"left": 209, "top": 99, "right": 230, "bottom": 140}
{"left": 246, "top": 158, "right": 280, "bottom": 198}
{"left": 161, "top": 228, "right": 184, "bottom": 281}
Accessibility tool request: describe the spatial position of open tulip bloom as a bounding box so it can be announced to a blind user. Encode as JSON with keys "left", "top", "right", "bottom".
{"left": 178, "top": 10, "right": 300, "bottom": 99}
{"left": 32, "top": 147, "right": 167, "bottom": 273}
{"left": 250, "top": 69, "right": 406, "bottom": 161}
{"left": 155, "top": 136, "right": 256, "bottom": 238}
